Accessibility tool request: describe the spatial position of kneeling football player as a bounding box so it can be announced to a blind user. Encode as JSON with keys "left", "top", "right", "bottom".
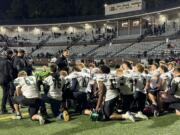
{"left": 84, "top": 65, "right": 135, "bottom": 122}
{"left": 13, "top": 71, "right": 45, "bottom": 125}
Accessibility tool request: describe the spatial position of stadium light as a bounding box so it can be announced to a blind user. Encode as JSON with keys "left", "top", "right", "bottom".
{"left": 17, "top": 26, "right": 24, "bottom": 33}
{"left": 159, "top": 15, "right": 167, "bottom": 24}
{"left": 85, "top": 24, "right": 92, "bottom": 30}
{"left": 33, "top": 27, "right": 41, "bottom": 35}
{"left": 107, "top": 25, "right": 112, "bottom": 29}
{"left": 0, "top": 26, "right": 6, "bottom": 34}
{"left": 67, "top": 26, "right": 74, "bottom": 33}
{"left": 52, "top": 26, "right": 60, "bottom": 32}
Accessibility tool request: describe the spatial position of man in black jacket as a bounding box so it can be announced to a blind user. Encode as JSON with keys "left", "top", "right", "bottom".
{"left": 56, "top": 49, "right": 70, "bottom": 73}
{"left": 13, "top": 49, "right": 29, "bottom": 77}
{"left": 0, "top": 50, "right": 15, "bottom": 114}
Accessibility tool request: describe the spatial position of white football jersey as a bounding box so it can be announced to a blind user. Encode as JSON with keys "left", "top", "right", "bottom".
{"left": 14, "top": 76, "right": 40, "bottom": 99}
{"left": 160, "top": 73, "right": 171, "bottom": 91}
{"left": 96, "top": 74, "right": 119, "bottom": 102}
{"left": 43, "top": 75, "right": 64, "bottom": 101}
{"left": 66, "top": 71, "right": 90, "bottom": 92}
{"left": 132, "top": 72, "right": 146, "bottom": 93}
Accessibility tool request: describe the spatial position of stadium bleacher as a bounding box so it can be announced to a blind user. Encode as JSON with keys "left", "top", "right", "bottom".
{"left": 0, "top": 4, "right": 180, "bottom": 61}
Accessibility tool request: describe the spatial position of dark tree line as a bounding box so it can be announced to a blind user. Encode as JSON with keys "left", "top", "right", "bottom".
{"left": 0, "top": 0, "right": 180, "bottom": 20}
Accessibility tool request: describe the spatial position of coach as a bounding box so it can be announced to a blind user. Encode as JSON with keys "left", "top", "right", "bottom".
{"left": 0, "top": 50, "right": 15, "bottom": 114}
{"left": 13, "top": 49, "right": 30, "bottom": 77}
{"left": 56, "top": 49, "right": 70, "bottom": 73}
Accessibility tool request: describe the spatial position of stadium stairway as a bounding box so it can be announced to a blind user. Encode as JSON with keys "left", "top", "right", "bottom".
{"left": 146, "top": 41, "right": 166, "bottom": 55}
{"left": 55, "top": 34, "right": 85, "bottom": 58}
{"left": 110, "top": 34, "right": 147, "bottom": 57}
{"left": 29, "top": 35, "right": 51, "bottom": 56}
{"left": 85, "top": 45, "right": 102, "bottom": 57}
{"left": 66, "top": 34, "right": 84, "bottom": 50}
{"left": 85, "top": 33, "right": 116, "bottom": 57}
{"left": 103, "top": 52, "right": 112, "bottom": 58}
{"left": 84, "top": 39, "right": 109, "bottom": 57}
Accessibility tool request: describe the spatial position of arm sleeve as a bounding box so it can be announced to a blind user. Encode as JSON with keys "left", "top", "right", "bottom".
{"left": 70, "top": 78, "right": 78, "bottom": 91}
{"left": 7, "top": 61, "right": 14, "bottom": 81}
{"left": 85, "top": 81, "right": 93, "bottom": 93}
{"left": 43, "top": 77, "right": 51, "bottom": 86}
{"left": 55, "top": 58, "right": 61, "bottom": 66}
{"left": 96, "top": 81, "right": 106, "bottom": 111}
{"left": 14, "top": 78, "right": 23, "bottom": 87}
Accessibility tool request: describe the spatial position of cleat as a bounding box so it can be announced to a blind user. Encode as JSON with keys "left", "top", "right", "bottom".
{"left": 125, "top": 112, "right": 136, "bottom": 122}
{"left": 135, "top": 112, "right": 149, "bottom": 120}
{"left": 39, "top": 116, "right": 45, "bottom": 125}
{"left": 63, "top": 110, "right": 70, "bottom": 122}
{"left": 12, "top": 114, "right": 22, "bottom": 120}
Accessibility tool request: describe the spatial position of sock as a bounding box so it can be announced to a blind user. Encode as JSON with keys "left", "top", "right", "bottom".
{"left": 16, "top": 112, "right": 21, "bottom": 116}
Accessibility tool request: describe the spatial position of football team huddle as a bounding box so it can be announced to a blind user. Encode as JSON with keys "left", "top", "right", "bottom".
{"left": 0, "top": 49, "right": 180, "bottom": 125}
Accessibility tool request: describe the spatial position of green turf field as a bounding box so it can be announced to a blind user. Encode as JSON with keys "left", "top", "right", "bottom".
{"left": 0, "top": 66, "right": 179, "bottom": 135}
{"left": 0, "top": 90, "right": 180, "bottom": 135}
{"left": 0, "top": 111, "right": 179, "bottom": 135}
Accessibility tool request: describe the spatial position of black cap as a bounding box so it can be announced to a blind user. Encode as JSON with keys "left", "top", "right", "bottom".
{"left": 6, "top": 49, "right": 13, "bottom": 55}
{"left": 100, "top": 65, "right": 110, "bottom": 74}
{"left": 13, "top": 49, "right": 18, "bottom": 53}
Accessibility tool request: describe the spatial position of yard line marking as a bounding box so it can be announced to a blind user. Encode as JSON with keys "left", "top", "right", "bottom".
{"left": 0, "top": 112, "right": 29, "bottom": 121}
